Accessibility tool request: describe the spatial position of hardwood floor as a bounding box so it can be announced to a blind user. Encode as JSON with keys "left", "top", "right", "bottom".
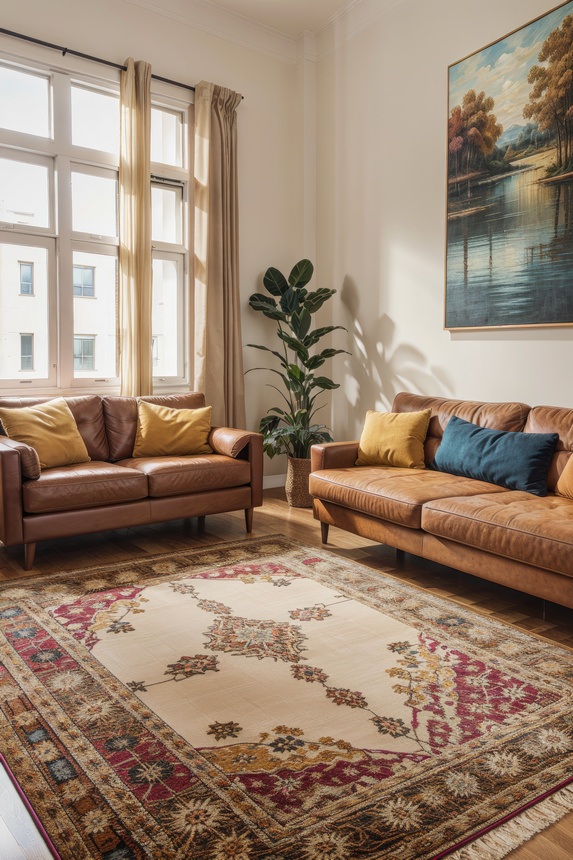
{"left": 1, "top": 487, "right": 572, "bottom": 859}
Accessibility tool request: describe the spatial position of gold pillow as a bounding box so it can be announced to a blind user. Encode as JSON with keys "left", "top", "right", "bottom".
{"left": 0, "top": 398, "right": 90, "bottom": 470}
{"left": 356, "top": 409, "right": 432, "bottom": 468}
{"left": 555, "top": 454, "right": 573, "bottom": 499}
{"left": 132, "top": 400, "right": 213, "bottom": 457}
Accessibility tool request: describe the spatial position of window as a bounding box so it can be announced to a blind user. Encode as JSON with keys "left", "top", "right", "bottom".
{"left": 73, "top": 265, "right": 95, "bottom": 297}
{"left": 19, "top": 262, "right": 34, "bottom": 295}
{"left": 0, "top": 56, "right": 190, "bottom": 393}
{"left": 20, "top": 334, "right": 33, "bottom": 371}
{"left": 74, "top": 336, "right": 95, "bottom": 372}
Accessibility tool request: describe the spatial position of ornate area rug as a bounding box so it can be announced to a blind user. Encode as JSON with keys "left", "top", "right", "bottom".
{"left": 0, "top": 536, "right": 572, "bottom": 860}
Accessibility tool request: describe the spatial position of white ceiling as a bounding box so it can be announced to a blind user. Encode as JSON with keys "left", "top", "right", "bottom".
{"left": 202, "top": 0, "right": 352, "bottom": 36}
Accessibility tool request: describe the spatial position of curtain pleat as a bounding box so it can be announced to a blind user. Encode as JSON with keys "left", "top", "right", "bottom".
{"left": 119, "top": 58, "right": 153, "bottom": 396}
{"left": 193, "top": 81, "right": 246, "bottom": 429}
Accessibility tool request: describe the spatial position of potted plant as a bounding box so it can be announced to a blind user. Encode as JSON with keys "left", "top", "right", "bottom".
{"left": 247, "top": 259, "right": 348, "bottom": 507}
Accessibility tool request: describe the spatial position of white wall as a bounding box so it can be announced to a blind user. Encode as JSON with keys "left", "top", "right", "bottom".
{"left": 317, "top": 0, "right": 573, "bottom": 444}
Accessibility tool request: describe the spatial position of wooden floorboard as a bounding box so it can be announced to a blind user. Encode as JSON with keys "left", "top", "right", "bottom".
{"left": 0, "top": 487, "right": 572, "bottom": 858}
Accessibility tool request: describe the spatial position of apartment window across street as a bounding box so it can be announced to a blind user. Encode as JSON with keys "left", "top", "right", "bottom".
{"left": 0, "top": 53, "right": 190, "bottom": 392}
{"left": 73, "top": 265, "right": 95, "bottom": 297}
{"left": 74, "top": 336, "right": 95, "bottom": 372}
{"left": 19, "top": 262, "right": 34, "bottom": 295}
{"left": 20, "top": 333, "right": 33, "bottom": 371}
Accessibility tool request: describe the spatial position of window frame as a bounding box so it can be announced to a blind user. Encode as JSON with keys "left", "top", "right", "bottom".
{"left": 19, "top": 333, "right": 34, "bottom": 372}
{"left": 0, "top": 48, "right": 192, "bottom": 396}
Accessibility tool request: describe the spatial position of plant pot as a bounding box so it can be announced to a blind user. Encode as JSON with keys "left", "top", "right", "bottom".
{"left": 285, "top": 456, "right": 313, "bottom": 508}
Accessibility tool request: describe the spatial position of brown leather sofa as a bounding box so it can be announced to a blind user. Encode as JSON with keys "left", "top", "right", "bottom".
{"left": 0, "top": 393, "right": 263, "bottom": 570}
{"left": 310, "top": 392, "right": 573, "bottom": 609}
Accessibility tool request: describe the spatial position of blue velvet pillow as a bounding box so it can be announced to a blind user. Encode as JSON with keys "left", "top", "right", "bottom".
{"left": 431, "top": 415, "right": 558, "bottom": 496}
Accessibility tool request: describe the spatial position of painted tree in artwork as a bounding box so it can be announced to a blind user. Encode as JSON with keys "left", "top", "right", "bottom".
{"left": 448, "top": 90, "right": 503, "bottom": 179}
{"left": 524, "top": 14, "right": 573, "bottom": 174}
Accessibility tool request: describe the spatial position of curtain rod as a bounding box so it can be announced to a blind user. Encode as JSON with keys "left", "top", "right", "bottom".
{"left": 0, "top": 27, "right": 195, "bottom": 92}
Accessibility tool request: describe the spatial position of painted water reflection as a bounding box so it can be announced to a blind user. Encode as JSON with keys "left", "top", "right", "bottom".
{"left": 445, "top": 155, "right": 573, "bottom": 329}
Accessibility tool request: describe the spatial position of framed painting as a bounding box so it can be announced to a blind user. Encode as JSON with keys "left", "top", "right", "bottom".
{"left": 445, "top": 0, "right": 573, "bottom": 329}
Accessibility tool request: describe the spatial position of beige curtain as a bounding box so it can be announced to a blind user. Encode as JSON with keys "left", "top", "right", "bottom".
{"left": 119, "top": 58, "right": 153, "bottom": 396}
{"left": 194, "top": 81, "right": 246, "bottom": 429}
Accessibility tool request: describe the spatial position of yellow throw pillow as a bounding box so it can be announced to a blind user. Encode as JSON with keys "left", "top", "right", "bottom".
{"left": 0, "top": 398, "right": 90, "bottom": 470}
{"left": 356, "top": 409, "right": 432, "bottom": 469}
{"left": 132, "top": 400, "right": 213, "bottom": 457}
{"left": 555, "top": 454, "right": 573, "bottom": 499}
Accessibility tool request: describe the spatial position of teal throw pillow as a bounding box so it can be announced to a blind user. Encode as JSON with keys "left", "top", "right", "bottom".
{"left": 431, "top": 415, "right": 558, "bottom": 496}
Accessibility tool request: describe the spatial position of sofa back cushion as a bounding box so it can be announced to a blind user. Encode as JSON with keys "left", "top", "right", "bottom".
{"left": 0, "top": 394, "right": 109, "bottom": 462}
{"left": 103, "top": 393, "right": 206, "bottom": 461}
{"left": 524, "top": 405, "right": 573, "bottom": 493}
{"left": 392, "top": 393, "right": 531, "bottom": 465}
{"left": 431, "top": 415, "right": 559, "bottom": 496}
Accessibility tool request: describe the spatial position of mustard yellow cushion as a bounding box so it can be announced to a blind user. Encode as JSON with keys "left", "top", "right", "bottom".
{"left": 555, "top": 454, "right": 573, "bottom": 499}
{"left": 132, "top": 400, "right": 213, "bottom": 457}
{"left": 0, "top": 398, "right": 90, "bottom": 470}
{"left": 356, "top": 409, "right": 432, "bottom": 468}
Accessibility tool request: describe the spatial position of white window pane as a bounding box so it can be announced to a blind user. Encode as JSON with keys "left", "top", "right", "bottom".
{"left": 71, "top": 86, "right": 119, "bottom": 155}
{"left": 152, "top": 258, "right": 179, "bottom": 376}
{"left": 0, "top": 244, "right": 49, "bottom": 378}
{"left": 0, "top": 158, "right": 50, "bottom": 228}
{"left": 0, "top": 66, "right": 50, "bottom": 138}
{"left": 151, "top": 108, "right": 183, "bottom": 167}
{"left": 73, "top": 250, "right": 117, "bottom": 378}
{"left": 72, "top": 170, "right": 118, "bottom": 237}
{"left": 152, "top": 185, "right": 182, "bottom": 244}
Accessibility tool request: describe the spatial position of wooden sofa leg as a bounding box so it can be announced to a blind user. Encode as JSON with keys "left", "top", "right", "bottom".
{"left": 24, "top": 543, "right": 36, "bottom": 571}
{"left": 245, "top": 508, "right": 253, "bottom": 533}
{"left": 321, "top": 522, "right": 329, "bottom": 544}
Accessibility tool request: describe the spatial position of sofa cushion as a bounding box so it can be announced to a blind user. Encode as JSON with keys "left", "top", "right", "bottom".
{"left": 356, "top": 409, "right": 431, "bottom": 469}
{"left": 556, "top": 455, "right": 573, "bottom": 500}
{"left": 309, "top": 467, "right": 507, "bottom": 529}
{"left": 0, "top": 395, "right": 110, "bottom": 462}
{"left": 421, "top": 492, "right": 573, "bottom": 577}
{"left": 431, "top": 416, "right": 559, "bottom": 496}
{"left": 22, "top": 461, "right": 148, "bottom": 514}
{"left": 133, "top": 401, "right": 212, "bottom": 457}
{"left": 103, "top": 393, "right": 206, "bottom": 461}
{"left": 118, "top": 455, "right": 251, "bottom": 498}
{"left": 0, "top": 398, "right": 91, "bottom": 470}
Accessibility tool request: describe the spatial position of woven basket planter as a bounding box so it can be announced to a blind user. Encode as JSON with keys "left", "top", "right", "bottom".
{"left": 285, "top": 457, "right": 313, "bottom": 508}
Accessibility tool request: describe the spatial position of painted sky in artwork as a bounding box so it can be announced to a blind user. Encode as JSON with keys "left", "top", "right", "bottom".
{"left": 449, "top": 1, "right": 573, "bottom": 131}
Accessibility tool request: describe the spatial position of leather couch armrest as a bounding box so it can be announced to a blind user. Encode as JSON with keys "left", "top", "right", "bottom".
{"left": 0, "top": 437, "right": 41, "bottom": 479}
{"left": 311, "top": 441, "right": 359, "bottom": 471}
{"left": 209, "top": 428, "right": 264, "bottom": 508}
{"left": 209, "top": 427, "right": 261, "bottom": 459}
{"left": 0, "top": 440, "right": 26, "bottom": 546}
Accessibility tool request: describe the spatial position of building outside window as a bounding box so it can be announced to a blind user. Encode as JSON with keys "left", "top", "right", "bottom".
{"left": 73, "top": 264, "right": 95, "bottom": 297}
{"left": 20, "top": 333, "right": 33, "bottom": 371}
{"left": 73, "top": 336, "right": 95, "bottom": 372}
{"left": 19, "top": 262, "right": 34, "bottom": 295}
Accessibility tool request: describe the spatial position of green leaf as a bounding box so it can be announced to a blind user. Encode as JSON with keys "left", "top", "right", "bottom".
{"left": 291, "top": 308, "right": 312, "bottom": 340}
{"left": 288, "top": 259, "right": 314, "bottom": 289}
{"left": 313, "top": 377, "right": 339, "bottom": 390}
{"left": 304, "top": 325, "right": 346, "bottom": 348}
{"left": 277, "top": 331, "right": 309, "bottom": 363}
{"left": 245, "top": 344, "right": 289, "bottom": 366}
{"left": 280, "top": 287, "right": 301, "bottom": 316}
{"left": 304, "top": 288, "right": 336, "bottom": 314}
{"left": 263, "top": 267, "right": 289, "bottom": 296}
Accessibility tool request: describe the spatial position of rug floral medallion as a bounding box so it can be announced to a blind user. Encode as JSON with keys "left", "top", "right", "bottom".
{"left": 0, "top": 536, "right": 572, "bottom": 860}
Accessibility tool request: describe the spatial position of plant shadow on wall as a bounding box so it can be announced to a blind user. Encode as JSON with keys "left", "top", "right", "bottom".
{"left": 247, "top": 260, "right": 350, "bottom": 507}
{"left": 340, "top": 276, "right": 453, "bottom": 426}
